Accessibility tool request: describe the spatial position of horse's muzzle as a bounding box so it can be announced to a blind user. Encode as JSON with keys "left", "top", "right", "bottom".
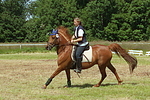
{"left": 46, "top": 43, "right": 55, "bottom": 50}
{"left": 45, "top": 46, "right": 49, "bottom": 50}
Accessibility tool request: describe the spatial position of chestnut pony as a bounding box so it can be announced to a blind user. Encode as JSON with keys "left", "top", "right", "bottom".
{"left": 42, "top": 26, "right": 137, "bottom": 89}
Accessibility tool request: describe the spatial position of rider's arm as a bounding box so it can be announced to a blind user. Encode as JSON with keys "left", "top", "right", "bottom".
{"left": 71, "top": 35, "right": 75, "bottom": 40}
{"left": 73, "top": 37, "right": 82, "bottom": 42}
{"left": 71, "top": 29, "right": 84, "bottom": 43}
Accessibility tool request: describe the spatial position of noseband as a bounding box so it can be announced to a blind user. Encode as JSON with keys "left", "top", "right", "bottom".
{"left": 47, "top": 37, "right": 58, "bottom": 50}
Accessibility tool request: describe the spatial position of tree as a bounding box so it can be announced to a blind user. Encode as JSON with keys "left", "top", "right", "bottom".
{"left": 129, "top": 0, "right": 150, "bottom": 41}
{"left": 0, "top": 0, "right": 150, "bottom": 42}
{"left": 81, "top": 0, "right": 117, "bottom": 41}
{"left": 104, "top": 0, "right": 150, "bottom": 41}
{"left": 0, "top": 0, "right": 28, "bottom": 42}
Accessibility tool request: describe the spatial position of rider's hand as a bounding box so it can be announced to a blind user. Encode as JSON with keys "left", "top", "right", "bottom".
{"left": 71, "top": 40, "right": 74, "bottom": 43}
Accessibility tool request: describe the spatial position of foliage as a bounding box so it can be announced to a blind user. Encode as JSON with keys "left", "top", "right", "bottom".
{"left": 0, "top": 0, "right": 28, "bottom": 42}
{"left": 104, "top": 0, "right": 150, "bottom": 41}
{"left": 0, "top": 0, "right": 150, "bottom": 42}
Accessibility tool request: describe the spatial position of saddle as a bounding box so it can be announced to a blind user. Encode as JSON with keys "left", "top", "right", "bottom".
{"left": 71, "top": 46, "right": 92, "bottom": 62}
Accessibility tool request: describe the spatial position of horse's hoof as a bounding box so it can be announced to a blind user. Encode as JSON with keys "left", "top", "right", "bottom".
{"left": 118, "top": 80, "right": 123, "bottom": 85}
{"left": 42, "top": 85, "right": 47, "bottom": 89}
{"left": 63, "top": 85, "right": 71, "bottom": 88}
{"left": 93, "top": 84, "right": 100, "bottom": 87}
{"left": 64, "top": 86, "right": 69, "bottom": 88}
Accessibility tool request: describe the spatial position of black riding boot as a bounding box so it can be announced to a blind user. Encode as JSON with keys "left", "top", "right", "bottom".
{"left": 74, "top": 58, "right": 82, "bottom": 73}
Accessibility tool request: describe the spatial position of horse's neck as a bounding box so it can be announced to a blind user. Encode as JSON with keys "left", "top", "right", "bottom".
{"left": 56, "top": 45, "right": 72, "bottom": 55}
{"left": 57, "top": 30, "right": 72, "bottom": 55}
{"left": 59, "top": 30, "right": 71, "bottom": 42}
{"left": 56, "top": 46, "right": 63, "bottom": 55}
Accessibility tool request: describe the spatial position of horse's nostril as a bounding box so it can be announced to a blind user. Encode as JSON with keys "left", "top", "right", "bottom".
{"left": 45, "top": 46, "right": 48, "bottom": 50}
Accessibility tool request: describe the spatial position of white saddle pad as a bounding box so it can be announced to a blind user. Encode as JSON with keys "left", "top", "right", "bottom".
{"left": 71, "top": 46, "right": 92, "bottom": 62}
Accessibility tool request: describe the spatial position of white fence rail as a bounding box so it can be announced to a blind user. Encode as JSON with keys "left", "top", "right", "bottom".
{"left": 145, "top": 51, "right": 150, "bottom": 56}
{"left": 0, "top": 44, "right": 46, "bottom": 49}
{"left": 112, "top": 50, "right": 150, "bottom": 56}
{"left": 128, "top": 50, "right": 143, "bottom": 56}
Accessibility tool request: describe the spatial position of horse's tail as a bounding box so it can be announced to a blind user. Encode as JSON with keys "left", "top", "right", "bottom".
{"left": 108, "top": 43, "right": 137, "bottom": 73}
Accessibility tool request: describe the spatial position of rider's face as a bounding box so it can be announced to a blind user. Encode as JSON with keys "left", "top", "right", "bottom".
{"left": 74, "top": 20, "right": 80, "bottom": 27}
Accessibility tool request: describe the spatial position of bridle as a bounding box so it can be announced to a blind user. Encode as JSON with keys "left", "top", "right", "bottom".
{"left": 46, "top": 29, "right": 72, "bottom": 50}
{"left": 47, "top": 36, "right": 58, "bottom": 50}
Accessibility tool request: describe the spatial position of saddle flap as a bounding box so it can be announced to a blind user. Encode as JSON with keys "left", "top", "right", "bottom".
{"left": 71, "top": 46, "right": 92, "bottom": 62}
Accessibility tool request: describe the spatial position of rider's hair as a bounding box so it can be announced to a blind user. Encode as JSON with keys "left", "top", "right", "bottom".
{"left": 74, "top": 17, "right": 82, "bottom": 25}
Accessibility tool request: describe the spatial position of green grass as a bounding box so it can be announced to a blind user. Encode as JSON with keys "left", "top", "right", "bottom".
{"left": 0, "top": 41, "right": 150, "bottom": 100}
{"left": 0, "top": 45, "right": 57, "bottom": 54}
{"left": 0, "top": 46, "right": 49, "bottom": 54}
{"left": 1, "top": 76, "right": 149, "bottom": 100}
{"left": 0, "top": 52, "right": 57, "bottom": 60}
{"left": 0, "top": 53, "right": 150, "bottom": 100}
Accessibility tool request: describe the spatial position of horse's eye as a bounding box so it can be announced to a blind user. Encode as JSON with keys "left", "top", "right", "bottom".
{"left": 52, "top": 36, "right": 56, "bottom": 39}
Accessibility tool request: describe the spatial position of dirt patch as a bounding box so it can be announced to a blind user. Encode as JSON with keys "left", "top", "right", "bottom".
{"left": 0, "top": 59, "right": 149, "bottom": 83}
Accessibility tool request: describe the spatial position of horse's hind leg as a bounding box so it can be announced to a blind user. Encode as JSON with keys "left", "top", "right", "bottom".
{"left": 93, "top": 65, "right": 107, "bottom": 87}
{"left": 107, "top": 62, "right": 123, "bottom": 85}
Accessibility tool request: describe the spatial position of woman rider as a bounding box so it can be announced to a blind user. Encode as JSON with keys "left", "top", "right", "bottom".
{"left": 71, "top": 17, "right": 89, "bottom": 73}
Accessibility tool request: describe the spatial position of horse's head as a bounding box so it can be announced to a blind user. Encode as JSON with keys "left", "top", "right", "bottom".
{"left": 46, "top": 26, "right": 72, "bottom": 50}
{"left": 46, "top": 29, "right": 60, "bottom": 50}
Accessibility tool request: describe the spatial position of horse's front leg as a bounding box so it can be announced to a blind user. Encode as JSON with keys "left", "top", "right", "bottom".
{"left": 65, "top": 69, "right": 71, "bottom": 87}
{"left": 42, "top": 67, "right": 63, "bottom": 89}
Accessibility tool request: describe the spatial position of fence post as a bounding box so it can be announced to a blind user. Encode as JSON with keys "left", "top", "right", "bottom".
{"left": 20, "top": 44, "right": 22, "bottom": 49}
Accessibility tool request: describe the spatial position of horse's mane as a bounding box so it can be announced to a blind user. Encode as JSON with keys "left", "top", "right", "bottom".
{"left": 57, "top": 26, "right": 72, "bottom": 39}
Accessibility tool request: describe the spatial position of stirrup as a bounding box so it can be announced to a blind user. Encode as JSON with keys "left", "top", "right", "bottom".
{"left": 74, "top": 69, "right": 81, "bottom": 73}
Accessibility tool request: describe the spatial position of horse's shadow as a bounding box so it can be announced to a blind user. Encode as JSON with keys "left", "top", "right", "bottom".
{"left": 63, "top": 82, "right": 137, "bottom": 89}
{"left": 70, "top": 83, "right": 93, "bottom": 88}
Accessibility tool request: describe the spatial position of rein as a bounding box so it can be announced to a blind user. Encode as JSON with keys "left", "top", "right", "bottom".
{"left": 56, "top": 42, "right": 75, "bottom": 48}
{"left": 58, "top": 30, "right": 70, "bottom": 42}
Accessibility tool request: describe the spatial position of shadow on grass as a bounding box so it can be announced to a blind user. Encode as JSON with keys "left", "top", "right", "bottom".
{"left": 70, "top": 83, "right": 93, "bottom": 88}
{"left": 61, "top": 82, "right": 138, "bottom": 89}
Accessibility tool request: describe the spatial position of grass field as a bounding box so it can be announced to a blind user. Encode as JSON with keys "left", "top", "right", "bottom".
{"left": 0, "top": 53, "right": 150, "bottom": 100}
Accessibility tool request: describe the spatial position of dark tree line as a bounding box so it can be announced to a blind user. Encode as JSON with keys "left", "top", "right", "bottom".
{"left": 0, "top": 0, "right": 150, "bottom": 42}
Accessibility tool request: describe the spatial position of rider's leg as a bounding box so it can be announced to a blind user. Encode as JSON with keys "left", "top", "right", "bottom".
{"left": 74, "top": 57, "right": 82, "bottom": 73}
{"left": 74, "top": 46, "right": 85, "bottom": 73}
